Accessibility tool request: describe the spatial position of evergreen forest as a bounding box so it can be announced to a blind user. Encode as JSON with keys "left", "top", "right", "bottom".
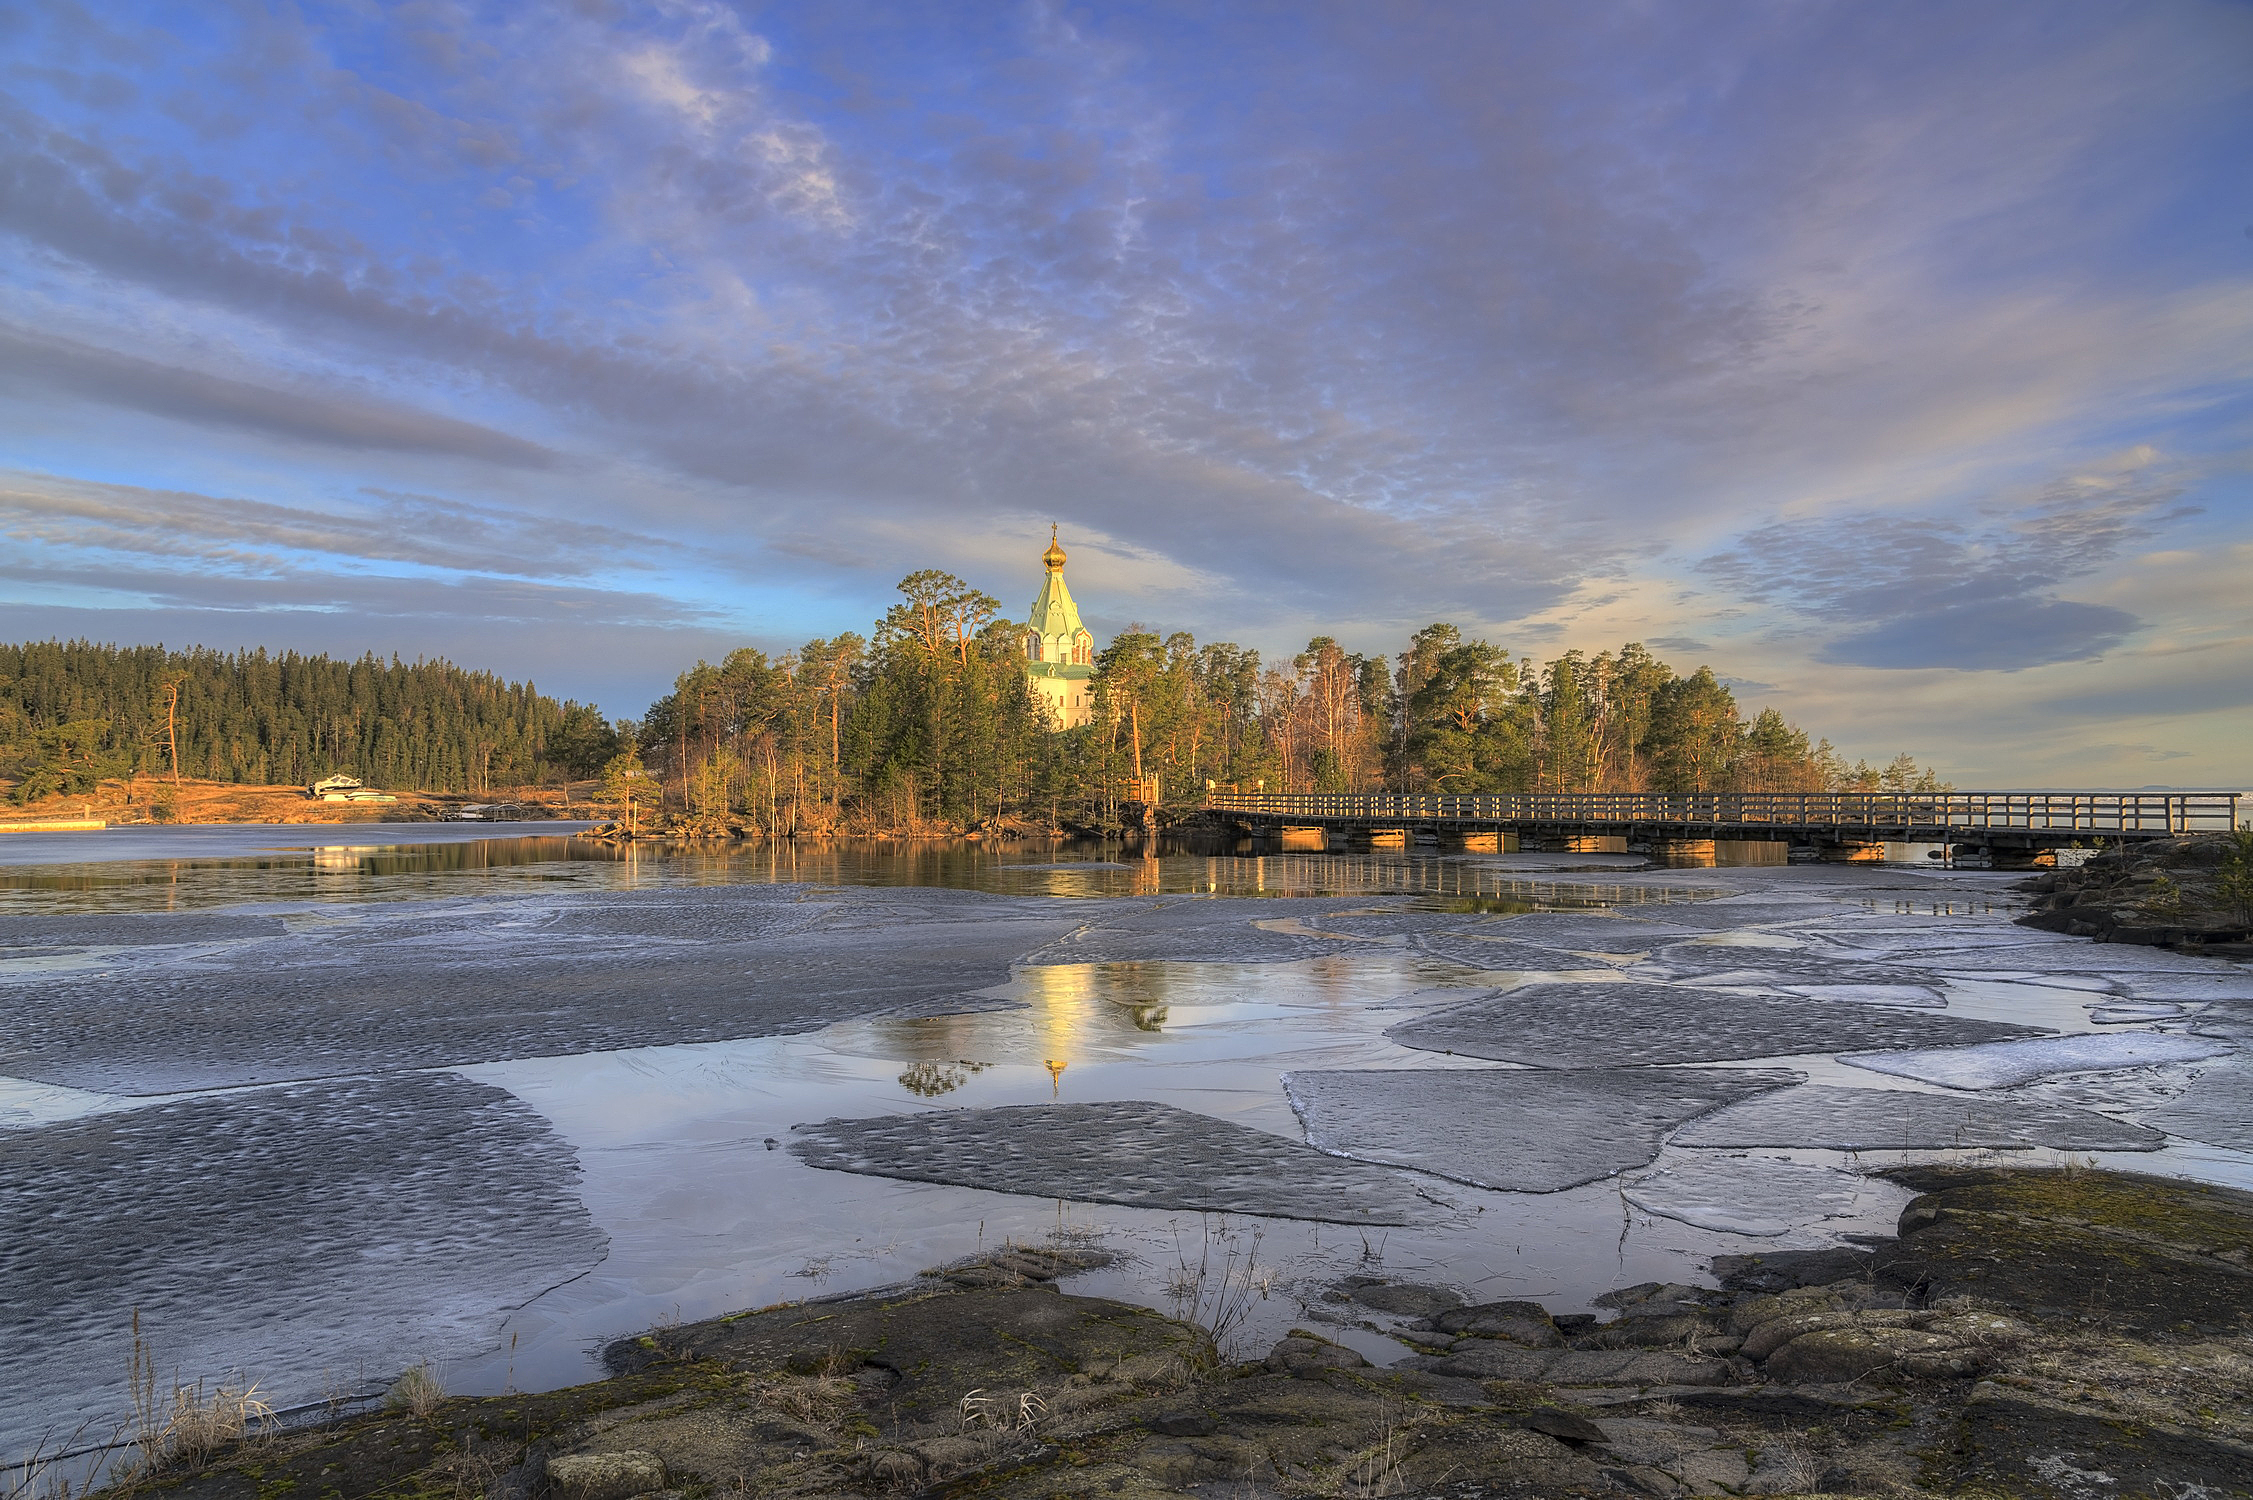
{"left": 4, "top": 575, "right": 1944, "bottom": 824}
{"left": 0, "top": 641, "right": 617, "bottom": 804}
{"left": 619, "top": 571, "right": 1946, "bottom": 835}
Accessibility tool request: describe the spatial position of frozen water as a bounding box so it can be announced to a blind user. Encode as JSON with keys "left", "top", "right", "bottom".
{"left": 1411, "top": 932, "right": 1629, "bottom": 971}
{"left": 0, "top": 1071, "right": 603, "bottom": 1445}
{"left": 1284, "top": 1067, "right": 1802, "bottom": 1191}
{"left": 1458, "top": 912, "right": 1710, "bottom": 951}
{"left": 1672, "top": 1084, "right": 2163, "bottom": 1151}
{"left": 2143, "top": 1060, "right": 2253, "bottom": 1152}
{"left": 0, "top": 1075, "right": 132, "bottom": 1129}
{"left": 1386, "top": 983, "right": 2045, "bottom": 1068}
{"left": 1621, "top": 1157, "right": 1879, "bottom": 1237}
{"left": 2191, "top": 999, "right": 2253, "bottom": 1041}
{"left": 2116, "top": 974, "right": 2253, "bottom": 1002}
{"left": 1904, "top": 943, "right": 2237, "bottom": 975}
{"left": 0, "top": 885, "right": 1085, "bottom": 1093}
{"left": 1022, "top": 897, "right": 1363, "bottom": 965}
{"left": 1780, "top": 984, "right": 1948, "bottom": 1008}
{"left": 0, "top": 911, "right": 293, "bottom": 949}
{"left": 2089, "top": 1001, "right": 2191, "bottom": 1023}
{"left": 1635, "top": 942, "right": 1944, "bottom": 990}
{"left": 1634, "top": 901, "right": 1849, "bottom": 930}
{"left": 7, "top": 830, "right": 2251, "bottom": 1470}
{"left": 1841, "top": 1032, "right": 2235, "bottom": 1090}
{"left": 789, "top": 1100, "right": 1430, "bottom": 1223}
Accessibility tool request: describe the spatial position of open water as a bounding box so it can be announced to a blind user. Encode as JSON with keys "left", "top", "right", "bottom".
{"left": 2, "top": 824, "right": 2248, "bottom": 1465}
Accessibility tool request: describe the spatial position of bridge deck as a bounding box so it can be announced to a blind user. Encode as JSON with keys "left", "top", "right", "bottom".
{"left": 1201, "top": 791, "right": 2242, "bottom": 846}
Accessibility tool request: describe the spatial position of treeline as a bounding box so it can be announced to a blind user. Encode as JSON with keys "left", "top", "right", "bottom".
{"left": 624, "top": 572, "right": 1945, "bottom": 835}
{"left": 0, "top": 641, "right": 618, "bottom": 803}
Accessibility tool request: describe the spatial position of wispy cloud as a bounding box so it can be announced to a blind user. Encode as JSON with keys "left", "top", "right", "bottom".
{"left": 0, "top": 0, "right": 2246, "bottom": 775}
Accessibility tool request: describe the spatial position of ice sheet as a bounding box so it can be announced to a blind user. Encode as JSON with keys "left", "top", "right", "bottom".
{"left": 1780, "top": 984, "right": 1948, "bottom": 1008}
{"left": 1411, "top": 932, "right": 1630, "bottom": 972}
{"left": 0, "top": 911, "right": 293, "bottom": 949}
{"left": 1022, "top": 898, "right": 1368, "bottom": 965}
{"left": 1386, "top": 983, "right": 2044, "bottom": 1068}
{"left": 1840, "top": 1032, "right": 2234, "bottom": 1090}
{"left": 1635, "top": 943, "right": 1944, "bottom": 990}
{"left": 0, "top": 1071, "right": 604, "bottom": 1454}
{"left": 1672, "top": 1084, "right": 2162, "bottom": 1151}
{"left": 2142, "top": 1060, "right": 2253, "bottom": 1152}
{"left": 2116, "top": 974, "right": 2253, "bottom": 1002}
{"left": 1634, "top": 901, "right": 1849, "bottom": 930}
{"left": 0, "top": 885, "right": 1085, "bottom": 1093}
{"left": 1285, "top": 1066, "right": 1802, "bottom": 1191}
{"left": 0, "top": 1075, "right": 132, "bottom": 1129}
{"left": 789, "top": 1100, "right": 1430, "bottom": 1223}
{"left": 1463, "top": 913, "right": 1709, "bottom": 951}
{"left": 2089, "top": 1001, "right": 2190, "bottom": 1023}
{"left": 1909, "top": 943, "right": 2238, "bottom": 975}
{"left": 1622, "top": 1157, "right": 1877, "bottom": 1237}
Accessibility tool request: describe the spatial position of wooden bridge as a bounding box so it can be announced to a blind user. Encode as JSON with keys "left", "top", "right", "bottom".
{"left": 1198, "top": 790, "right": 2244, "bottom": 864}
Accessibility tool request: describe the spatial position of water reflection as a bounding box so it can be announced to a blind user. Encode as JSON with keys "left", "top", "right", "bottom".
{"left": 0, "top": 830, "right": 1715, "bottom": 913}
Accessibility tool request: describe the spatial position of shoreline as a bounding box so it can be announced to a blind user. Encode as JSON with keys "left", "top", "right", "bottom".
{"left": 82, "top": 1165, "right": 2253, "bottom": 1500}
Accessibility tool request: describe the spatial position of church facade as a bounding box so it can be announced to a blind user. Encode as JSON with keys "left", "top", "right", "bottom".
{"left": 1024, "top": 528, "right": 1095, "bottom": 729}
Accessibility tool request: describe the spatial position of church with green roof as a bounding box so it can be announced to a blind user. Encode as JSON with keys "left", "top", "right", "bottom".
{"left": 1024, "top": 527, "right": 1096, "bottom": 729}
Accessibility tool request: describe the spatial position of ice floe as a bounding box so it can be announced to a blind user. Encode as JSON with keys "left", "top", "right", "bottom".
{"left": 1411, "top": 933, "right": 1632, "bottom": 972}
{"left": 1386, "top": 983, "right": 2044, "bottom": 1068}
{"left": 0, "top": 1071, "right": 604, "bottom": 1457}
{"left": 1621, "top": 1156, "right": 1874, "bottom": 1237}
{"left": 0, "top": 911, "right": 293, "bottom": 949}
{"left": 1461, "top": 913, "right": 1710, "bottom": 951}
{"left": 789, "top": 1100, "right": 1429, "bottom": 1223}
{"left": 1284, "top": 1066, "right": 1801, "bottom": 1191}
{"left": 2088, "top": 1001, "right": 2191, "bottom": 1023}
{"left": 1, "top": 885, "right": 1085, "bottom": 1093}
{"left": 2142, "top": 1060, "right": 2253, "bottom": 1152}
{"left": 1841, "top": 1032, "right": 2234, "bottom": 1090}
{"left": 1779, "top": 984, "right": 1948, "bottom": 1008}
{"left": 1672, "top": 1084, "right": 2162, "bottom": 1151}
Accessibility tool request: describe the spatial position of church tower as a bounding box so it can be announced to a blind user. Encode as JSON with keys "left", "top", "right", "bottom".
{"left": 1025, "top": 526, "right": 1096, "bottom": 729}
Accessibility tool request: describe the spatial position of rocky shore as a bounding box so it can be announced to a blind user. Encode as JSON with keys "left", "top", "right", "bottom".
{"left": 2016, "top": 832, "right": 2253, "bottom": 953}
{"left": 122, "top": 1165, "right": 2251, "bottom": 1500}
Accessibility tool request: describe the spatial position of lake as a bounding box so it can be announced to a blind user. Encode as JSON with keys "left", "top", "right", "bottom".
{"left": 2, "top": 824, "right": 2247, "bottom": 1469}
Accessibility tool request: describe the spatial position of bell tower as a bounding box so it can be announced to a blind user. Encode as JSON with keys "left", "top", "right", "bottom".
{"left": 1025, "top": 526, "right": 1096, "bottom": 729}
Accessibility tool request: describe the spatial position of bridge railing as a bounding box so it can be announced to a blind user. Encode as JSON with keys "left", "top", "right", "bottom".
{"left": 1201, "top": 791, "right": 2244, "bottom": 836}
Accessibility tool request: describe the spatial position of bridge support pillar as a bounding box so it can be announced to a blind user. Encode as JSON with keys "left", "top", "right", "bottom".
{"left": 1949, "top": 844, "right": 2043, "bottom": 871}
{"left": 1365, "top": 826, "right": 1408, "bottom": 849}
{"left": 1278, "top": 825, "right": 1326, "bottom": 850}
{"left": 1444, "top": 829, "right": 1501, "bottom": 852}
{"left": 1816, "top": 842, "right": 1888, "bottom": 863}
{"left": 1531, "top": 834, "right": 1617, "bottom": 854}
{"left": 1641, "top": 838, "right": 1717, "bottom": 867}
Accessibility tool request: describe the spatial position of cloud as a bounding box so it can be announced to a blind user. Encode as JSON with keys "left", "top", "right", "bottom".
{"left": 1697, "top": 471, "right": 2202, "bottom": 670}
{"left": 0, "top": 329, "right": 559, "bottom": 467}
{"left": 1819, "top": 598, "right": 2136, "bottom": 671}
{"left": 0, "top": 1, "right": 2246, "bottom": 764}
{"left": 0, "top": 472, "right": 675, "bottom": 581}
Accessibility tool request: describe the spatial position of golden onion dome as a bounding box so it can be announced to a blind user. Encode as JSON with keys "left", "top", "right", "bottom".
{"left": 1042, "top": 524, "right": 1067, "bottom": 571}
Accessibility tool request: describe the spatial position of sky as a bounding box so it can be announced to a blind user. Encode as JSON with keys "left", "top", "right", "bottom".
{"left": 2, "top": 1, "right": 2248, "bottom": 786}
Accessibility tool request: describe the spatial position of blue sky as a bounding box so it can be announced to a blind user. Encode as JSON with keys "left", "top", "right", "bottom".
{"left": 2, "top": 0, "right": 2248, "bottom": 784}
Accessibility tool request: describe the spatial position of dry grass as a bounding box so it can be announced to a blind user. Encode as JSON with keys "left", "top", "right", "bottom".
{"left": 123, "top": 1311, "right": 275, "bottom": 1479}
{"left": 956, "top": 1389, "right": 1046, "bottom": 1433}
{"left": 1166, "top": 1217, "right": 1270, "bottom": 1364}
{"left": 1334, "top": 1398, "right": 1418, "bottom": 1499}
{"left": 1753, "top": 1435, "right": 1828, "bottom": 1494}
{"left": 384, "top": 1362, "right": 445, "bottom": 1419}
{"left": 747, "top": 1374, "right": 858, "bottom": 1428}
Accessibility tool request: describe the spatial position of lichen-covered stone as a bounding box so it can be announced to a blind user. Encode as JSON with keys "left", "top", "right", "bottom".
{"left": 546, "top": 1450, "right": 668, "bottom": 1500}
